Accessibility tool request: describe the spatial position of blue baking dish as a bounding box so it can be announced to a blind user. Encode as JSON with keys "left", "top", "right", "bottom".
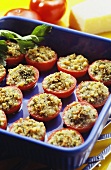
{"left": 0, "top": 16, "right": 111, "bottom": 170}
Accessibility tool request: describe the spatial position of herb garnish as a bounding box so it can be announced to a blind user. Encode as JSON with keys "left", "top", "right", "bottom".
{"left": 0, "top": 24, "right": 52, "bottom": 66}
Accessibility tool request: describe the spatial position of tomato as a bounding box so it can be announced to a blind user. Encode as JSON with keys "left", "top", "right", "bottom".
{"left": 6, "top": 64, "right": 39, "bottom": 91}
{"left": 0, "top": 65, "right": 6, "bottom": 82}
{"left": 9, "top": 117, "right": 46, "bottom": 141}
{"left": 25, "top": 46, "right": 57, "bottom": 72}
{"left": 57, "top": 55, "right": 89, "bottom": 78}
{"left": 6, "top": 54, "right": 25, "bottom": 67}
{"left": 6, "top": 41, "right": 25, "bottom": 67}
{"left": 0, "top": 110, "right": 7, "bottom": 130}
{"left": 0, "top": 86, "right": 23, "bottom": 114}
{"left": 42, "top": 72, "right": 77, "bottom": 98}
{"left": 4, "top": 8, "right": 41, "bottom": 20}
{"left": 88, "top": 59, "right": 111, "bottom": 86}
{"left": 47, "top": 128, "right": 84, "bottom": 147}
{"left": 57, "top": 60, "right": 88, "bottom": 78}
{"left": 62, "top": 101, "right": 98, "bottom": 133}
{"left": 76, "top": 81, "right": 109, "bottom": 108}
{"left": 27, "top": 93, "right": 62, "bottom": 122}
{"left": 29, "top": 0, "right": 67, "bottom": 23}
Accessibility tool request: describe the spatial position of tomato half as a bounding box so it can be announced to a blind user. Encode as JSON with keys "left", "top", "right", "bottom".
{"left": 57, "top": 59, "right": 88, "bottom": 78}
{"left": 62, "top": 101, "right": 98, "bottom": 133}
{"left": 27, "top": 93, "right": 62, "bottom": 122}
{"left": 0, "top": 86, "right": 23, "bottom": 114}
{"left": 6, "top": 41, "right": 25, "bottom": 67}
{"left": 47, "top": 128, "right": 84, "bottom": 147}
{"left": 6, "top": 64, "right": 39, "bottom": 91}
{"left": 42, "top": 72, "right": 77, "bottom": 98}
{"left": 25, "top": 46, "right": 57, "bottom": 72}
{"left": 57, "top": 54, "right": 89, "bottom": 78}
{"left": 88, "top": 59, "right": 111, "bottom": 86}
{"left": 0, "top": 65, "right": 6, "bottom": 82}
{"left": 6, "top": 54, "right": 25, "bottom": 67}
{"left": 29, "top": 0, "right": 67, "bottom": 23}
{"left": 76, "top": 81, "right": 109, "bottom": 108}
{"left": 4, "top": 8, "right": 41, "bottom": 20}
{"left": 9, "top": 117, "right": 46, "bottom": 141}
{"left": 0, "top": 110, "right": 7, "bottom": 130}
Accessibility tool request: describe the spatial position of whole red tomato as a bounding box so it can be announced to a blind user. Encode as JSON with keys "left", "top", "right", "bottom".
{"left": 29, "top": 0, "right": 67, "bottom": 23}
{"left": 4, "top": 8, "right": 41, "bottom": 20}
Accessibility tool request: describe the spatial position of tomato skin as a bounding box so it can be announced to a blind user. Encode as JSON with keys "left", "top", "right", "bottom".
{"left": 76, "top": 81, "right": 109, "bottom": 108}
{"left": 62, "top": 101, "right": 98, "bottom": 133}
{"left": 57, "top": 58, "right": 88, "bottom": 78}
{"left": 47, "top": 128, "right": 84, "bottom": 146}
{"left": 1, "top": 86, "right": 23, "bottom": 114}
{"left": 88, "top": 60, "right": 111, "bottom": 86}
{"left": 27, "top": 93, "right": 62, "bottom": 122}
{"left": 6, "top": 54, "right": 25, "bottom": 67}
{"left": 0, "top": 68, "right": 6, "bottom": 83}
{"left": 4, "top": 8, "right": 41, "bottom": 20}
{"left": 0, "top": 110, "right": 7, "bottom": 130}
{"left": 29, "top": 0, "right": 67, "bottom": 23}
{"left": 6, "top": 65, "right": 39, "bottom": 91}
{"left": 42, "top": 75, "right": 77, "bottom": 98}
{"left": 25, "top": 53, "right": 57, "bottom": 72}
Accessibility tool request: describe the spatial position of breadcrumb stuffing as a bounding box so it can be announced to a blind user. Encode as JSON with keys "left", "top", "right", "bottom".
{"left": 48, "top": 128, "right": 83, "bottom": 147}
{"left": 63, "top": 102, "right": 97, "bottom": 128}
{"left": 89, "top": 60, "right": 111, "bottom": 82}
{"left": 26, "top": 46, "right": 56, "bottom": 62}
{"left": 28, "top": 93, "right": 61, "bottom": 117}
{"left": 42, "top": 71, "right": 75, "bottom": 91}
{"left": 7, "top": 64, "right": 37, "bottom": 87}
{"left": 76, "top": 81, "right": 109, "bottom": 105}
{"left": 58, "top": 53, "right": 88, "bottom": 71}
{"left": 9, "top": 117, "right": 46, "bottom": 141}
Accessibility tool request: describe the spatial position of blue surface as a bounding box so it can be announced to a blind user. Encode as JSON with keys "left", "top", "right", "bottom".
{"left": 0, "top": 16, "right": 111, "bottom": 170}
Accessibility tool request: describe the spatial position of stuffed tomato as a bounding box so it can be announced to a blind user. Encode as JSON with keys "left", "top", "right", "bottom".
{"left": 6, "top": 64, "right": 39, "bottom": 91}
{"left": 88, "top": 59, "right": 111, "bottom": 86}
{"left": 27, "top": 93, "right": 62, "bottom": 122}
{"left": 76, "top": 81, "right": 109, "bottom": 108}
{"left": 25, "top": 46, "right": 57, "bottom": 71}
{"left": 57, "top": 53, "right": 89, "bottom": 78}
{"left": 42, "top": 71, "right": 77, "bottom": 98}
{"left": 0, "top": 86, "right": 23, "bottom": 114}
{"left": 0, "top": 65, "right": 6, "bottom": 82}
{"left": 47, "top": 128, "right": 84, "bottom": 147}
{"left": 0, "top": 110, "right": 7, "bottom": 130}
{"left": 62, "top": 101, "right": 98, "bottom": 133}
{"left": 6, "top": 41, "right": 25, "bottom": 67}
{"left": 9, "top": 117, "right": 46, "bottom": 141}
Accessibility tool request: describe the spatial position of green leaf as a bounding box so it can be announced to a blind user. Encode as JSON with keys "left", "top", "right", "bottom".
{"left": 16, "top": 39, "right": 36, "bottom": 53}
{"left": 0, "top": 30, "right": 22, "bottom": 39}
{"left": 31, "top": 24, "right": 52, "bottom": 37}
{"left": 0, "top": 40, "right": 8, "bottom": 52}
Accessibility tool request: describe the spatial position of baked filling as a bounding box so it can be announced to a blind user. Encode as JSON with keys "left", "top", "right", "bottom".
{"left": 9, "top": 117, "right": 46, "bottom": 140}
{"left": 28, "top": 93, "right": 61, "bottom": 117}
{"left": 63, "top": 102, "right": 97, "bottom": 128}
{"left": 7, "top": 64, "right": 36, "bottom": 86}
{"left": 58, "top": 53, "right": 88, "bottom": 71}
{"left": 77, "top": 81, "right": 109, "bottom": 105}
{"left": 42, "top": 71, "right": 75, "bottom": 91}
{"left": 6, "top": 41, "right": 21, "bottom": 58}
{"left": 0, "top": 87, "right": 21, "bottom": 111}
{"left": 0, "top": 110, "right": 6, "bottom": 127}
{"left": 0, "top": 65, "right": 5, "bottom": 78}
{"left": 89, "top": 60, "right": 111, "bottom": 82}
{"left": 26, "top": 46, "right": 56, "bottom": 62}
{"left": 48, "top": 128, "right": 83, "bottom": 147}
